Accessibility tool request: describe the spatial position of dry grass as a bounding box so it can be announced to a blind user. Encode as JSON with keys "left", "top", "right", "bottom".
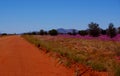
{"left": 22, "top": 35, "right": 120, "bottom": 76}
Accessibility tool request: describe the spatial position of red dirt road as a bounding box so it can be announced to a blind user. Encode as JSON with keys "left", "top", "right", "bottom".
{"left": 0, "top": 36, "right": 74, "bottom": 76}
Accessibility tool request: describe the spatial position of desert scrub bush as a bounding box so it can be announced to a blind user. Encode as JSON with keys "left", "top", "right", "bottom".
{"left": 87, "top": 61, "right": 107, "bottom": 72}
{"left": 72, "top": 55, "right": 84, "bottom": 63}
{"left": 48, "top": 29, "right": 58, "bottom": 36}
{"left": 1, "top": 33, "right": 7, "bottom": 36}
{"left": 64, "top": 61, "right": 72, "bottom": 67}
{"left": 0, "top": 33, "right": 8, "bottom": 37}
{"left": 78, "top": 30, "right": 88, "bottom": 36}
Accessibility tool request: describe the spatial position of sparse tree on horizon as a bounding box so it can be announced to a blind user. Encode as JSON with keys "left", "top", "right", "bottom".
{"left": 88, "top": 22, "right": 101, "bottom": 37}
{"left": 39, "top": 29, "right": 45, "bottom": 35}
{"left": 107, "top": 23, "right": 117, "bottom": 38}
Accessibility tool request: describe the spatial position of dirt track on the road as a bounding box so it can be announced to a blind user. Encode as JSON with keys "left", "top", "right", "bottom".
{"left": 0, "top": 36, "right": 74, "bottom": 76}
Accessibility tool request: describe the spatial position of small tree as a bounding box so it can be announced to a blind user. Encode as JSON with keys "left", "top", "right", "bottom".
{"left": 88, "top": 22, "right": 101, "bottom": 37}
{"left": 49, "top": 29, "right": 58, "bottom": 36}
{"left": 31, "top": 31, "right": 37, "bottom": 35}
{"left": 78, "top": 30, "right": 88, "bottom": 36}
{"left": 39, "top": 29, "right": 45, "bottom": 35}
{"left": 107, "top": 23, "right": 117, "bottom": 38}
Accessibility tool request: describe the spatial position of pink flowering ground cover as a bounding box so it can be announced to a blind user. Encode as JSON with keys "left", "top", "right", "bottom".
{"left": 58, "top": 34, "right": 120, "bottom": 41}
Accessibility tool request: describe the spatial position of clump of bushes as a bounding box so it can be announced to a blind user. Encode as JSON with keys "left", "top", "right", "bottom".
{"left": 0, "top": 33, "right": 7, "bottom": 36}
{"left": 101, "top": 29, "right": 107, "bottom": 35}
{"left": 67, "top": 29, "right": 78, "bottom": 35}
{"left": 22, "top": 29, "right": 48, "bottom": 35}
{"left": 78, "top": 30, "right": 88, "bottom": 36}
{"left": 87, "top": 61, "right": 107, "bottom": 72}
{"left": 48, "top": 29, "right": 58, "bottom": 36}
{"left": 39, "top": 29, "right": 48, "bottom": 35}
{"left": 77, "top": 22, "right": 119, "bottom": 38}
{"left": 39, "top": 29, "right": 45, "bottom": 35}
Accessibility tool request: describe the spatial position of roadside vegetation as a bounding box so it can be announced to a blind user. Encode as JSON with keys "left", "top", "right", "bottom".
{"left": 22, "top": 22, "right": 120, "bottom": 76}
{"left": 22, "top": 35, "right": 120, "bottom": 76}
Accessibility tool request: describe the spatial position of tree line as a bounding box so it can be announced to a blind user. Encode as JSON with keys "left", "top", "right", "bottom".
{"left": 79, "top": 22, "right": 120, "bottom": 38}
{"left": 23, "top": 29, "right": 58, "bottom": 36}
{"left": 23, "top": 22, "right": 120, "bottom": 38}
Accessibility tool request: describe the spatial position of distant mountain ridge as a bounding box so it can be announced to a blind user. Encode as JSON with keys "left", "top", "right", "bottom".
{"left": 57, "top": 28, "right": 78, "bottom": 34}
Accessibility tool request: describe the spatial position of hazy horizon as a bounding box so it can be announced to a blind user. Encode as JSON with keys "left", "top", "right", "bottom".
{"left": 0, "top": 0, "right": 120, "bottom": 33}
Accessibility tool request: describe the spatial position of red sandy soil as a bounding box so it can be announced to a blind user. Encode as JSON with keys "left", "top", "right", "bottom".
{"left": 0, "top": 36, "right": 74, "bottom": 76}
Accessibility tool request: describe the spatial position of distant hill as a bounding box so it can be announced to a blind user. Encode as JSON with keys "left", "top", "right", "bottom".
{"left": 57, "top": 28, "right": 78, "bottom": 34}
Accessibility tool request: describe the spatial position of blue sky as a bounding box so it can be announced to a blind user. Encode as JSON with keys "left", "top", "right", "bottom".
{"left": 0, "top": 0, "right": 120, "bottom": 33}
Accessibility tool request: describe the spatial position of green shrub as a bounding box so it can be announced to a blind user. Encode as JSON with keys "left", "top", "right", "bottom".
{"left": 1, "top": 33, "right": 7, "bottom": 36}
{"left": 78, "top": 30, "right": 88, "bottom": 36}
{"left": 88, "top": 61, "right": 107, "bottom": 71}
{"left": 39, "top": 29, "right": 48, "bottom": 35}
{"left": 49, "top": 29, "right": 58, "bottom": 36}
